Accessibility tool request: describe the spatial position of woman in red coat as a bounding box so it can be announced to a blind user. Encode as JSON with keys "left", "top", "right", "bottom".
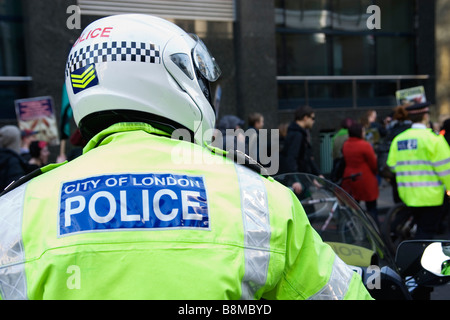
{"left": 341, "top": 122, "right": 379, "bottom": 225}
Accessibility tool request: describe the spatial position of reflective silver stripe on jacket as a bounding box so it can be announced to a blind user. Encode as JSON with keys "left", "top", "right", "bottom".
{"left": 308, "top": 255, "right": 354, "bottom": 300}
{"left": 235, "top": 164, "right": 271, "bottom": 300}
{"left": 0, "top": 183, "right": 28, "bottom": 300}
{"left": 434, "top": 158, "right": 450, "bottom": 167}
{"left": 394, "top": 158, "right": 450, "bottom": 167}
{"left": 396, "top": 170, "right": 438, "bottom": 176}
{"left": 397, "top": 181, "right": 443, "bottom": 187}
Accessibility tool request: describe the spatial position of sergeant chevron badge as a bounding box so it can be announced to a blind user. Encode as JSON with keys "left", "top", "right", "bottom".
{"left": 70, "top": 63, "right": 99, "bottom": 94}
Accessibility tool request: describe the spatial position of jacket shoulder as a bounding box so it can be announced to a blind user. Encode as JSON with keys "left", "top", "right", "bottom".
{"left": 0, "top": 162, "right": 66, "bottom": 197}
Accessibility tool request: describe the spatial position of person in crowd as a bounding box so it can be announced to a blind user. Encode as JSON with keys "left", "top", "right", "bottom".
{"left": 365, "top": 110, "right": 388, "bottom": 186}
{"left": 20, "top": 129, "right": 39, "bottom": 162}
{"left": 332, "top": 118, "right": 353, "bottom": 161}
{"left": 430, "top": 120, "right": 440, "bottom": 134}
{"left": 246, "top": 112, "right": 264, "bottom": 163}
{"left": 329, "top": 118, "right": 353, "bottom": 183}
{"left": 67, "top": 128, "right": 88, "bottom": 161}
{"left": 385, "top": 105, "right": 412, "bottom": 142}
{"left": 28, "top": 140, "right": 50, "bottom": 170}
{"left": 365, "top": 109, "right": 387, "bottom": 144}
{"left": 441, "top": 118, "right": 450, "bottom": 147}
{"left": 279, "top": 105, "right": 322, "bottom": 194}
{"left": 387, "top": 102, "right": 450, "bottom": 239}
{"left": 383, "top": 105, "right": 412, "bottom": 203}
{"left": 277, "top": 122, "right": 289, "bottom": 176}
{"left": 341, "top": 122, "right": 380, "bottom": 225}
{"left": 278, "top": 122, "right": 289, "bottom": 150}
{"left": 0, "top": 14, "right": 371, "bottom": 300}
{"left": 0, "top": 125, "right": 32, "bottom": 190}
{"left": 212, "top": 114, "right": 246, "bottom": 153}
{"left": 248, "top": 112, "right": 264, "bottom": 131}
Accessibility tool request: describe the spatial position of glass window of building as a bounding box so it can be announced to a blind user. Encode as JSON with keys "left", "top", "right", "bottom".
{"left": 0, "top": 0, "right": 27, "bottom": 120}
{"left": 0, "top": 0, "right": 25, "bottom": 76}
{"left": 275, "top": 0, "right": 419, "bottom": 109}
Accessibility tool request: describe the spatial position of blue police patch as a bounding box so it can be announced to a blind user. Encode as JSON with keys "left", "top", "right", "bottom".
{"left": 59, "top": 173, "right": 209, "bottom": 237}
{"left": 70, "top": 63, "right": 99, "bottom": 94}
{"left": 397, "top": 139, "right": 418, "bottom": 151}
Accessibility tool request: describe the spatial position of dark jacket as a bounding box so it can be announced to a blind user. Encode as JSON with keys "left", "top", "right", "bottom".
{"left": 279, "top": 122, "right": 320, "bottom": 175}
{"left": 0, "top": 148, "right": 30, "bottom": 191}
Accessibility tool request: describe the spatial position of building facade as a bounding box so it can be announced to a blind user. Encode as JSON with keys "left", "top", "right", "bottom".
{"left": 0, "top": 0, "right": 443, "bottom": 172}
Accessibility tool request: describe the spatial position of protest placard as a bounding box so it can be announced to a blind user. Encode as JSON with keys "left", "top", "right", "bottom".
{"left": 395, "top": 86, "right": 426, "bottom": 105}
{"left": 15, "top": 96, "right": 60, "bottom": 145}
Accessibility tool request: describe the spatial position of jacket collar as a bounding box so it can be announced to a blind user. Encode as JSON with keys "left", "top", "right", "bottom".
{"left": 83, "top": 122, "right": 171, "bottom": 154}
{"left": 411, "top": 123, "right": 427, "bottom": 129}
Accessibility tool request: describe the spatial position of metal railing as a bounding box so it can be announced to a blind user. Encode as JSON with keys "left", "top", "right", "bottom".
{"left": 0, "top": 76, "right": 33, "bottom": 83}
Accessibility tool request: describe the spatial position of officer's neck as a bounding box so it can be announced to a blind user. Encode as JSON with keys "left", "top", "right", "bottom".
{"left": 412, "top": 113, "right": 429, "bottom": 128}
{"left": 412, "top": 115, "right": 429, "bottom": 129}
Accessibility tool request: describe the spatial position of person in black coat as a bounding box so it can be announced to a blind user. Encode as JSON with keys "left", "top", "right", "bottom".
{"left": 279, "top": 106, "right": 322, "bottom": 194}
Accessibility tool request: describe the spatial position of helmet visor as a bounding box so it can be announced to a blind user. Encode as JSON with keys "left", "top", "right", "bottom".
{"left": 190, "top": 34, "right": 221, "bottom": 82}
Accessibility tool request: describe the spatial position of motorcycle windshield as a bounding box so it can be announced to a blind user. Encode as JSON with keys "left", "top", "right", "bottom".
{"left": 275, "top": 173, "right": 397, "bottom": 271}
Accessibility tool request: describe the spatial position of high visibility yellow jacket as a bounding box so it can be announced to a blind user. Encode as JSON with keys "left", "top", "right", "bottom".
{"left": 0, "top": 122, "right": 372, "bottom": 300}
{"left": 387, "top": 124, "right": 450, "bottom": 207}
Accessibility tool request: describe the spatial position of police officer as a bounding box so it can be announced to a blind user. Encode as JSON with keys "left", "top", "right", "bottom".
{"left": 387, "top": 102, "right": 450, "bottom": 239}
{"left": 0, "top": 14, "right": 371, "bottom": 300}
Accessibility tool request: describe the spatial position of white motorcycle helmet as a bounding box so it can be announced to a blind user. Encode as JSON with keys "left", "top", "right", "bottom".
{"left": 65, "top": 14, "right": 221, "bottom": 144}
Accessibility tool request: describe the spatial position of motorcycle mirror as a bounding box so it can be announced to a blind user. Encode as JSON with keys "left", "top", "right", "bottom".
{"left": 395, "top": 240, "right": 450, "bottom": 287}
{"left": 421, "top": 242, "right": 450, "bottom": 276}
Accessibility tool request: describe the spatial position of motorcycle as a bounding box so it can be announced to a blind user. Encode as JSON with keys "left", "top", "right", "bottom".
{"left": 274, "top": 173, "right": 450, "bottom": 300}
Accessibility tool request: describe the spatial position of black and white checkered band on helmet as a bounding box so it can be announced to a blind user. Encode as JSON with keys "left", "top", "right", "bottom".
{"left": 66, "top": 41, "right": 161, "bottom": 76}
